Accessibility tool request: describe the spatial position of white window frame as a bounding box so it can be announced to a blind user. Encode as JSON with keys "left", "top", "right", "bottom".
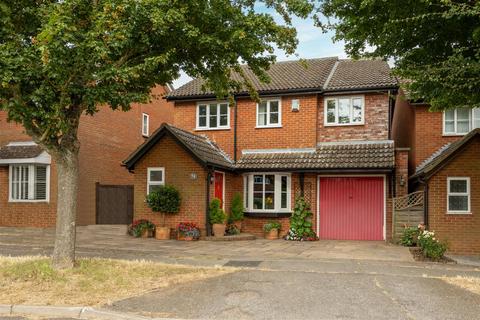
{"left": 324, "top": 95, "right": 365, "bottom": 126}
{"left": 196, "top": 101, "right": 230, "bottom": 130}
{"left": 8, "top": 164, "right": 50, "bottom": 202}
{"left": 256, "top": 98, "right": 282, "bottom": 128}
{"left": 443, "top": 108, "right": 480, "bottom": 136}
{"left": 447, "top": 177, "right": 471, "bottom": 214}
{"left": 147, "top": 167, "right": 165, "bottom": 195}
{"left": 142, "top": 113, "right": 149, "bottom": 137}
{"left": 244, "top": 173, "right": 291, "bottom": 212}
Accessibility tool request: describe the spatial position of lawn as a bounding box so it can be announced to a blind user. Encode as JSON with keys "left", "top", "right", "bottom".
{"left": 0, "top": 256, "right": 233, "bottom": 306}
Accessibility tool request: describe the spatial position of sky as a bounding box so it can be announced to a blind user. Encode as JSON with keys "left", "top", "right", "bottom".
{"left": 172, "top": 5, "right": 346, "bottom": 88}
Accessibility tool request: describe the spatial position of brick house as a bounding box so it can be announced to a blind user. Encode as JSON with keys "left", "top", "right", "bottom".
{"left": 124, "top": 57, "right": 409, "bottom": 240}
{"left": 0, "top": 85, "right": 174, "bottom": 227}
{"left": 393, "top": 94, "right": 480, "bottom": 254}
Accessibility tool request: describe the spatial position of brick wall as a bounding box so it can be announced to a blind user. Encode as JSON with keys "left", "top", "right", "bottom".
{"left": 395, "top": 148, "right": 409, "bottom": 197}
{"left": 317, "top": 93, "right": 390, "bottom": 142}
{"left": 427, "top": 137, "right": 480, "bottom": 254}
{"left": 0, "top": 85, "right": 173, "bottom": 227}
{"left": 132, "top": 134, "right": 209, "bottom": 235}
{"left": 391, "top": 91, "right": 416, "bottom": 175}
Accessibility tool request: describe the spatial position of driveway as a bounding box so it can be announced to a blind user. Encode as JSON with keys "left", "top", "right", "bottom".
{"left": 0, "top": 226, "right": 412, "bottom": 265}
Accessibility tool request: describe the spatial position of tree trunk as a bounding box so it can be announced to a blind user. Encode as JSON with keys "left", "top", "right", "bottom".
{"left": 52, "top": 149, "right": 79, "bottom": 269}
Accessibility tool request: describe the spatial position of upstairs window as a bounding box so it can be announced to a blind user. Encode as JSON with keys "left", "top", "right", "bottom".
{"left": 444, "top": 108, "right": 480, "bottom": 135}
{"left": 142, "top": 113, "right": 149, "bottom": 137}
{"left": 257, "top": 99, "right": 281, "bottom": 127}
{"left": 197, "top": 102, "right": 229, "bottom": 130}
{"left": 244, "top": 173, "right": 291, "bottom": 212}
{"left": 324, "top": 96, "right": 364, "bottom": 126}
{"left": 147, "top": 167, "right": 165, "bottom": 194}
{"left": 9, "top": 164, "right": 49, "bottom": 202}
{"left": 447, "top": 177, "right": 470, "bottom": 213}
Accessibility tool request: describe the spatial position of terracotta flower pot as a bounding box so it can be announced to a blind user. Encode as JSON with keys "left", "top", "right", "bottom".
{"left": 265, "top": 229, "right": 279, "bottom": 240}
{"left": 212, "top": 223, "right": 226, "bottom": 237}
{"left": 141, "top": 229, "right": 153, "bottom": 238}
{"left": 155, "top": 226, "right": 170, "bottom": 240}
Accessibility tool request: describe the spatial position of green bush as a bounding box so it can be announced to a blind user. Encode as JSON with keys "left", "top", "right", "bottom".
{"left": 418, "top": 230, "right": 447, "bottom": 259}
{"left": 230, "top": 193, "right": 244, "bottom": 222}
{"left": 209, "top": 198, "right": 226, "bottom": 224}
{"left": 400, "top": 226, "right": 418, "bottom": 247}
{"left": 145, "top": 185, "right": 181, "bottom": 226}
{"left": 263, "top": 221, "right": 281, "bottom": 232}
{"left": 285, "top": 197, "right": 317, "bottom": 241}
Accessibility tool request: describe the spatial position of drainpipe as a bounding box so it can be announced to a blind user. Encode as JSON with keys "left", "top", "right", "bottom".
{"left": 206, "top": 169, "right": 213, "bottom": 236}
{"left": 418, "top": 177, "right": 429, "bottom": 227}
{"left": 233, "top": 96, "right": 238, "bottom": 162}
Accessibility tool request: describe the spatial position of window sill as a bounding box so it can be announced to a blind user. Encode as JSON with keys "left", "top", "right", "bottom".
{"left": 446, "top": 211, "right": 472, "bottom": 215}
{"left": 324, "top": 123, "right": 364, "bottom": 127}
{"left": 255, "top": 125, "right": 282, "bottom": 129}
{"left": 244, "top": 211, "right": 291, "bottom": 218}
{"left": 8, "top": 200, "right": 49, "bottom": 203}
{"left": 195, "top": 127, "right": 231, "bottom": 131}
{"left": 442, "top": 133, "right": 466, "bottom": 137}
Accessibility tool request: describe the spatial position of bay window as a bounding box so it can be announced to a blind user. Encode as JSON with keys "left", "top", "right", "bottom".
{"left": 443, "top": 108, "right": 480, "bottom": 135}
{"left": 197, "top": 102, "right": 229, "bottom": 130}
{"left": 324, "top": 96, "right": 364, "bottom": 126}
{"left": 9, "top": 164, "right": 50, "bottom": 202}
{"left": 244, "top": 173, "right": 291, "bottom": 212}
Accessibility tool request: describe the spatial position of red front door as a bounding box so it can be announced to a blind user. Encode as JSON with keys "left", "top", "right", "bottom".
{"left": 319, "top": 177, "right": 384, "bottom": 240}
{"left": 214, "top": 172, "right": 224, "bottom": 208}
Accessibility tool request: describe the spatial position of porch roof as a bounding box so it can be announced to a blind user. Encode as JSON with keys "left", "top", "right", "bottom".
{"left": 0, "top": 142, "right": 50, "bottom": 165}
{"left": 236, "top": 140, "right": 395, "bottom": 171}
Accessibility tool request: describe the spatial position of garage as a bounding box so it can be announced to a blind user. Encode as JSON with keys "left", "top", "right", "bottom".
{"left": 318, "top": 176, "right": 385, "bottom": 240}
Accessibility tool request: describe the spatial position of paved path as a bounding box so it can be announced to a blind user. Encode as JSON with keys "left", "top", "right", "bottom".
{"left": 1, "top": 227, "right": 479, "bottom": 319}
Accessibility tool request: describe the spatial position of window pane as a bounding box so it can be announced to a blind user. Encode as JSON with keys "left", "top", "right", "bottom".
{"left": 253, "top": 193, "right": 263, "bottom": 209}
{"left": 198, "top": 105, "right": 207, "bottom": 127}
{"left": 338, "top": 99, "right": 350, "bottom": 124}
{"left": 457, "top": 108, "right": 470, "bottom": 121}
{"left": 219, "top": 104, "right": 228, "bottom": 126}
{"left": 444, "top": 110, "right": 454, "bottom": 121}
{"left": 449, "top": 195, "right": 468, "bottom": 211}
{"left": 149, "top": 170, "right": 163, "bottom": 182}
{"left": 264, "top": 175, "right": 275, "bottom": 192}
{"left": 269, "top": 101, "right": 279, "bottom": 113}
{"left": 244, "top": 176, "right": 249, "bottom": 208}
{"left": 258, "top": 102, "right": 267, "bottom": 114}
{"left": 457, "top": 120, "right": 470, "bottom": 133}
{"left": 269, "top": 112, "right": 279, "bottom": 124}
{"left": 199, "top": 116, "right": 207, "bottom": 127}
{"left": 265, "top": 193, "right": 274, "bottom": 209}
{"left": 473, "top": 108, "right": 480, "bottom": 129}
{"left": 258, "top": 112, "right": 267, "bottom": 126}
{"left": 450, "top": 179, "right": 467, "bottom": 193}
{"left": 326, "top": 100, "right": 336, "bottom": 123}
{"left": 281, "top": 176, "right": 288, "bottom": 209}
{"left": 198, "top": 105, "right": 207, "bottom": 116}
{"left": 352, "top": 98, "right": 363, "bottom": 123}
{"left": 35, "top": 166, "right": 47, "bottom": 200}
{"left": 149, "top": 185, "right": 162, "bottom": 194}
{"left": 444, "top": 120, "right": 455, "bottom": 133}
{"left": 209, "top": 104, "right": 218, "bottom": 128}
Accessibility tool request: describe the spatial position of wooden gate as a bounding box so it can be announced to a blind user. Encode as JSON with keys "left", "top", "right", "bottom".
{"left": 96, "top": 183, "right": 134, "bottom": 225}
{"left": 392, "top": 191, "right": 424, "bottom": 242}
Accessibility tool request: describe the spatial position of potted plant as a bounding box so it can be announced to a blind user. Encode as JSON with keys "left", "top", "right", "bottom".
{"left": 230, "top": 193, "right": 244, "bottom": 231}
{"left": 209, "top": 198, "right": 226, "bottom": 237}
{"left": 145, "top": 185, "right": 181, "bottom": 240}
{"left": 128, "top": 219, "right": 155, "bottom": 238}
{"left": 177, "top": 222, "right": 200, "bottom": 241}
{"left": 263, "top": 221, "right": 281, "bottom": 240}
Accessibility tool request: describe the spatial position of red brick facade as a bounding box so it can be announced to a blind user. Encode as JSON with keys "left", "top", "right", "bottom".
{"left": 0, "top": 85, "right": 173, "bottom": 227}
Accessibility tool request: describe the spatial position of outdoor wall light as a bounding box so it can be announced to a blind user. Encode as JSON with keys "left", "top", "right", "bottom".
{"left": 190, "top": 172, "right": 198, "bottom": 180}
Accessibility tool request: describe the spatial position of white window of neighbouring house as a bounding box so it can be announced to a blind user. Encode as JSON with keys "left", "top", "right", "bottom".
{"left": 447, "top": 177, "right": 470, "bottom": 213}
{"left": 443, "top": 108, "right": 480, "bottom": 135}
{"left": 257, "top": 99, "right": 281, "bottom": 127}
{"left": 324, "top": 96, "right": 364, "bottom": 126}
{"left": 147, "top": 167, "right": 165, "bottom": 194}
{"left": 142, "top": 113, "right": 150, "bottom": 137}
{"left": 9, "top": 164, "right": 50, "bottom": 202}
{"left": 196, "top": 102, "right": 229, "bottom": 130}
{"left": 244, "top": 173, "right": 291, "bottom": 212}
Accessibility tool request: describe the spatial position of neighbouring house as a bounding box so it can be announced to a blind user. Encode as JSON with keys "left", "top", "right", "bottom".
{"left": 393, "top": 93, "right": 479, "bottom": 254}
{"left": 124, "top": 57, "right": 409, "bottom": 240}
{"left": 0, "top": 85, "right": 174, "bottom": 227}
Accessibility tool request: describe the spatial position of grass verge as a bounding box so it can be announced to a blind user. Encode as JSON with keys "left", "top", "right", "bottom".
{"left": 0, "top": 256, "right": 233, "bottom": 306}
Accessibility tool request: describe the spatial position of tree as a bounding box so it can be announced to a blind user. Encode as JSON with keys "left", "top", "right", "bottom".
{"left": 145, "top": 185, "right": 181, "bottom": 226}
{"left": 319, "top": 0, "right": 480, "bottom": 110}
{"left": 0, "top": 0, "right": 316, "bottom": 268}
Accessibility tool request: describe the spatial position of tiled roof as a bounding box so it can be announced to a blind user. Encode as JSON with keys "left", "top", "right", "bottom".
{"left": 412, "top": 129, "right": 480, "bottom": 179}
{"left": 236, "top": 141, "right": 395, "bottom": 170}
{"left": 0, "top": 144, "right": 43, "bottom": 160}
{"left": 324, "top": 59, "right": 398, "bottom": 91}
{"left": 123, "top": 123, "right": 234, "bottom": 170}
{"left": 167, "top": 57, "right": 397, "bottom": 99}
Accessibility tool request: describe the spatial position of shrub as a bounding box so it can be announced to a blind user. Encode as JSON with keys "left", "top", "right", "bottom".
{"left": 145, "top": 185, "right": 181, "bottom": 226}
{"left": 209, "top": 198, "right": 226, "bottom": 224}
{"left": 263, "top": 221, "right": 281, "bottom": 232}
{"left": 400, "top": 226, "right": 419, "bottom": 247}
{"left": 230, "top": 193, "right": 244, "bottom": 222}
{"left": 177, "top": 222, "right": 200, "bottom": 239}
{"left": 418, "top": 230, "right": 447, "bottom": 259}
{"left": 285, "top": 197, "right": 318, "bottom": 241}
{"left": 226, "top": 223, "right": 240, "bottom": 235}
{"left": 128, "top": 219, "right": 155, "bottom": 238}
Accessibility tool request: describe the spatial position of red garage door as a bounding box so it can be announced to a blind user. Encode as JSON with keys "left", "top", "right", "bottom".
{"left": 319, "top": 177, "right": 384, "bottom": 240}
